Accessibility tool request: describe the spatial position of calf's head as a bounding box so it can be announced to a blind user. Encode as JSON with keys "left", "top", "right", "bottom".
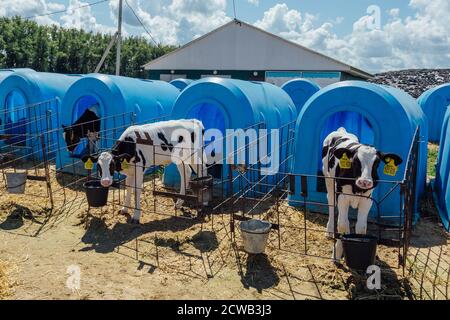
{"left": 62, "top": 125, "right": 80, "bottom": 153}
{"left": 82, "top": 152, "right": 131, "bottom": 187}
{"left": 334, "top": 146, "right": 403, "bottom": 190}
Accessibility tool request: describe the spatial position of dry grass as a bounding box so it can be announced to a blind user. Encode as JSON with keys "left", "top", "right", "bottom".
{"left": 0, "top": 260, "right": 12, "bottom": 299}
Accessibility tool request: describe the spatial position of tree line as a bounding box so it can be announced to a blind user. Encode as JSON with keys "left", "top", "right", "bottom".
{"left": 0, "top": 16, "right": 175, "bottom": 78}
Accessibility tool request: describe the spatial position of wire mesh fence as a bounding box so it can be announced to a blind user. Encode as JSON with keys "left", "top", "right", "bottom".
{"left": 1, "top": 101, "right": 448, "bottom": 299}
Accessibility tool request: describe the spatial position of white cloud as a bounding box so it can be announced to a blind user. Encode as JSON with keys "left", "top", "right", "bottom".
{"left": 60, "top": 0, "right": 116, "bottom": 34}
{"left": 0, "top": 0, "right": 115, "bottom": 34}
{"left": 389, "top": 8, "right": 400, "bottom": 18}
{"left": 247, "top": 0, "right": 259, "bottom": 6}
{"left": 254, "top": 4, "right": 336, "bottom": 52}
{"left": 332, "top": 16, "right": 344, "bottom": 25}
{"left": 0, "top": 0, "right": 61, "bottom": 25}
{"left": 47, "top": 2, "right": 65, "bottom": 11}
{"left": 254, "top": 1, "right": 450, "bottom": 72}
{"left": 109, "top": 0, "right": 230, "bottom": 45}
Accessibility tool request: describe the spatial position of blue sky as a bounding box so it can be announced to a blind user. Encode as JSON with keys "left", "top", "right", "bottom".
{"left": 0, "top": 0, "right": 449, "bottom": 72}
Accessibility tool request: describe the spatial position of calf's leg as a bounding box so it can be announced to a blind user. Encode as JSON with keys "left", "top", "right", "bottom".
{"left": 120, "top": 175, "right": 133, "bottom": 215}
{"left": 131, "top": 171, "right": 144, "bottom": 224}
{"left": 175, "top": 163, "right": 192, "bottom": 209}
{"left": 325, "top": 177, "right": 336, "bottom": 238}
{"left": 356, "top": 197, "right": 372, "bottom": 235}
{"left": 332, "top": 195, "right": 350, "bottom": 262}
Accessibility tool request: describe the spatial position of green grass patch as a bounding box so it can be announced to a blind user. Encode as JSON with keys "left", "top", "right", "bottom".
{"left": 427, "top": 143, "right": 439, "bottom": 178}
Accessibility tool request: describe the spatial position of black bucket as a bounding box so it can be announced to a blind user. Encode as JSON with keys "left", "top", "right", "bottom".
{"left": 83, "top": 180, "right": 109, "bottom": 208}
{"left": 342, "top": 234, "right": 378, "bottom": 271}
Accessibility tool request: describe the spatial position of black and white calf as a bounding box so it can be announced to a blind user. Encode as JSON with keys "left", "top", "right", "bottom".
{"left": 82, "top": 119, "right": 208, "bottom": 224}
{"left": 62, "top": 107, "right": 100, "bottom": 153}
{"left": 322, "top": 127, "right": 402, "bottom": 261}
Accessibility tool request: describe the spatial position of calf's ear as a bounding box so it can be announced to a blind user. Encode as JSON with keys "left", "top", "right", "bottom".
{"left": 379, "top": 153, "right": 403, "bottom": 166}
{"left": 334, "top": 148, "right": 355, "bottom": 160}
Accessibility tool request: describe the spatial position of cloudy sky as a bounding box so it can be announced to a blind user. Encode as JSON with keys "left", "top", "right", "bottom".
{"left": 0, "top": 0, "right": 449, "bottom": 73}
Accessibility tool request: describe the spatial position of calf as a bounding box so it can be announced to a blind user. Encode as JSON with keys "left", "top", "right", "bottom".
{"left": 63, "top": 107, "right": 100, "bottom": 153}
{"left": 82, "top": 119, "right": 208, "bottom": 224}
{"left": 322, "top": 127, "right": 402, "bottom": 261}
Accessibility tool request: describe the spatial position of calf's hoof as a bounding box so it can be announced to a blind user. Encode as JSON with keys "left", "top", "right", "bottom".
{"left": 326, "top": 223, "right": 335, "bottom": 238}
{"left": 326, "top": 231, "right": 335, "bottom": 239}
{"left": 331, "top": 258, "right": 343, "bottom": 267}
{"left": 175, "top": 199, "right": 184, "bottom": 209}
{"left": 119, "top": 207, "right": 129, "bottom": 215}
{"left": 130, "top": 218, "right": 140, "bottom": 224}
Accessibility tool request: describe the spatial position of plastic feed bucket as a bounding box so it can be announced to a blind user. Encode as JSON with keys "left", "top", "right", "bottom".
{"left": 5, "top": 172, "right": 27, "bottom": 194}
{"left": 239, "top": 219, "right": 272, "bottom": 254}
{"left": 83, "top": 180, "right": 109, "bottom": 207}
{"left": 342, "top": 234, "right": 378, "bottom": 271}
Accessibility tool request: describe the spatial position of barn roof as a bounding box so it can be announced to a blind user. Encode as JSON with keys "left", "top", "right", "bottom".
{"left": 143, "top": 19, "right": 373, "bottom": 80}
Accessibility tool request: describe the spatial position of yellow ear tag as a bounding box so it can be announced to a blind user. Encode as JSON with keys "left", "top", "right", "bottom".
{"left": 383, "top": 158, "right": 398, "bottom": 176}
{"left": 121, "top": 159, "right": 129, "bottom": 170}
{"left": 84, "top": 158, "right": 94, "bottom": 170}
{"left": 339, "top": 153, "right": 352, "bottom": 169}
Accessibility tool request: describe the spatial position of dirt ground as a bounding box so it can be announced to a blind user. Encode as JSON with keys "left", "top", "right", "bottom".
{"left": 0, "top": 166, "right": 449, "bottom": 300}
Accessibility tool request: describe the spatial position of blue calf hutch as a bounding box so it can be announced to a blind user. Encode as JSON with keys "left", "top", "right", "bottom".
{"left": 281, "top": 78, "right": 320, "bottom": 115}
{"left": 57, "top": 73, "right": 180, "bottom": 174}
{"left": 170, "top": 79, "right": 193, "bottom": 91}
{"left": 0, "top": 69, "right": 15, "bottom": 82}
{"left": 418, "top": 83, "right": 450, "bottom": 143}
{"left": 289, "top": 81, "right": 428, "bottom": 224}
{"left": 433, "top": 107, "right": 450, "bottom": 231}
{"left": 0, "top": 69, "right": 81, "bottom": 158}
{"left": 163, "top": 77, "right": 297, "bottom": 192}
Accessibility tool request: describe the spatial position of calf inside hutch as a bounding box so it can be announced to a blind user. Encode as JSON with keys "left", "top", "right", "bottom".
{"left": 228, "top": 126, "right": 419, "bottom": 276}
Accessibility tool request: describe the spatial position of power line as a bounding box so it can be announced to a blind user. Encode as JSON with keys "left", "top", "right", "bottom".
{"left": 124, "top": 0, "right": 159, "bottom": 46}
{"left": 24, "top": 0, "right": 110, "bottom": 20}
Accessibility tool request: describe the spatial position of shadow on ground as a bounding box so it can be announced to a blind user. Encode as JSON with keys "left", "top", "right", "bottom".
{"left": 238, "top": 253, "right": 280, "bottom": 293}
{"left": 0, "top": 204, "right": 43, "bottom": 231}
{"left": 80, "top": 215, "right": 205, "bottom": 254}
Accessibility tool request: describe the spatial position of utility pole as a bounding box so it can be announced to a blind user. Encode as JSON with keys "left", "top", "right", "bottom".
{"left": 115, "top": 0, "right": 123, "bottom": 76}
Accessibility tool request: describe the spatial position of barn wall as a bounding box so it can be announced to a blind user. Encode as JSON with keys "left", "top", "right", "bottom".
{"left": 149, "top": 70, "right": 366, "bottom": 86}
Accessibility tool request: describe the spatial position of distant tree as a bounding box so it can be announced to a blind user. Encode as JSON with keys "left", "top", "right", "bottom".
{"left": 0, "top": 16, "right": 175, "bottom": 77}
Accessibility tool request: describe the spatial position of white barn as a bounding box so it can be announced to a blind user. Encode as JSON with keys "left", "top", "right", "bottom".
{"left": 144, "top": 19, "right": 372, "bottom": 87}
